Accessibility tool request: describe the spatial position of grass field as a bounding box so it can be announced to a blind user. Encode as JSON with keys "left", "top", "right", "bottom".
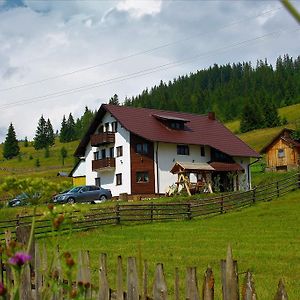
{"left": 37, "top": 189, "right": 300, "bottom": 299}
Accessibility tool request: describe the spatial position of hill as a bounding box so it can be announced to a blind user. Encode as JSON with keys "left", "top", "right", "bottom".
{"left": 0, "top": 138, "right": 77, "bottom": 184}
{"left": 225, "top": 102, "right": 300, "bottom": 152}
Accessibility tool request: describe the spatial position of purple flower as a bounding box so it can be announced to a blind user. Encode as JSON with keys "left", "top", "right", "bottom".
{"left": 8, "top": 252, "right": 31, "bottom": 267}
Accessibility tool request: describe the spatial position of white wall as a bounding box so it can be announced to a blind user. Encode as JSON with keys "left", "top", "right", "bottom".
{"left": 72, "top": 160, "right": 86, "bottom": 177}
{"left": 154, "top": 142, "right": 211, "bottom": 194}
{"left": 233, "top": 156, "right": 251, "bottom": 190}
{"left": 85, "top": 113, "right": 131, "bottom": 197}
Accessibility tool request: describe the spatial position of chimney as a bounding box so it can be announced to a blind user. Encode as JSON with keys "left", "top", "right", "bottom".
{"left": 208, "top": 112, "right": 215, "bottom": 120}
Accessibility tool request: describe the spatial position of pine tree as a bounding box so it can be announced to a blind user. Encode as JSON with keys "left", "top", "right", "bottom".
{"left": 45, "top": 118, "right": 55, "bottom": 146}
{"left": 34, "top": 115, "right": 47, "bottom": 150}
{"left": 3, "top": 123, "right": 20, "bottom": 159}
{"left": 240, "top": 100, "right": 264, "bottom": 133}
{"left": 59, "top": 115, "right": 68, "bottom": 143}
{"left": 24, "top": 136, "right": 29, "bottom": 147}
{"left": 66, "top": 113, "right": 76, "bottom": 142}
{"left": 109, "top": 94, "right": 120, "bottom": 105}
{"left": 60, "top": 146, "right": 68, "bottom": 166}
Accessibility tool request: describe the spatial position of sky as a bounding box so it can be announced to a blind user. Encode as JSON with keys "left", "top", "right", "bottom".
{"left": 0, "top": 0, "right": 299, "bottom": 142}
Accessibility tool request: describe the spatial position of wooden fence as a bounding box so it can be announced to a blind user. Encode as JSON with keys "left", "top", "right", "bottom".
{"left": 0, "top": 172, "right": 299, "bottom": 241}
{"left": 0, "top": 243, "right": 289, "bottom": 299}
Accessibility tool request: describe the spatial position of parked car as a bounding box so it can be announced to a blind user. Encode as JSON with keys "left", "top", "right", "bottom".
{"left": 8, "top": 193, "right": 30, "bottom": 207}
{"left": 52, "top": 185, "right": 112, "bottom": 204}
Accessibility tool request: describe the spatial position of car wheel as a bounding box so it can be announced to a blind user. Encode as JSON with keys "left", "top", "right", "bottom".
{"left": 67, "top": 198, "right": 75, "bottom": 204}
{"left": 99, "top": 195, "right": 107, "bottom": 201}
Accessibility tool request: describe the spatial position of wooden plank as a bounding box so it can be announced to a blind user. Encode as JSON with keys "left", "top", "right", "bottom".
{"left": 186, "top": 267, "right": 199, "bottom": 300}
{"left": 20, "top": 263, "right": 33, "bottom": 300}
{"left": 153, "top": 263, "right": 167, "bottom": 300}
{"left": 241, "top": 270, "right": 256, "bottom": 300}
{"left": 34, "top": 243, "right": 43, "bottom": 300}
{"left": 174, "top": 267, "right": 179, "bottom": 300}
{"left": 98, "top": 253, "right": 109, "bottom": 300}
{"left": 220, "top": 245, "right": 239, "bottom": 300}
{"left": 116, "top": 256, "right": 124, "bottom": 300}
{"left": 274, "top": 279, "right": 288, "bottom": 300}
{"left": 127, "top": 257, "right": 139, "bottom": 300}
{"left": 143, "top": 260, "right": 148, "bottom": 300}
{"left": 202, "top": 267, "right": 214, "bottom": 300}
{"left": 51, "top": 246, "right": 63, "bottom": 300}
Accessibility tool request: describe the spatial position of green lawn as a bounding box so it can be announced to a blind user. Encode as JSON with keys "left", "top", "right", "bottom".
{"left": 38, "top": 189, "right": 300, "bottom": 299}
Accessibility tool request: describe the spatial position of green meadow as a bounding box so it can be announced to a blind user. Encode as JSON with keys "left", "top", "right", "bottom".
{"left": 36, "top": 189, "right": 300, "bottom": 299}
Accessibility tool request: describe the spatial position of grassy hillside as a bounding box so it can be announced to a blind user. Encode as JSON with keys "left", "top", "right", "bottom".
{"left": 40, "top": 189, "right": 300, "bottom": 299}
{"left": 225, "top": 103, "right": 300, "bottom": 152}
{"left": 0, "top": 138, "right": 77, "bottom": 184}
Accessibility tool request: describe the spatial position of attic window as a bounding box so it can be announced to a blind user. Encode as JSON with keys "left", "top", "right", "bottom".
{"left": 152, "top": 114, "right": 189, "bottom": 130}
{"left": 278, "top": 149, "right": 285, "bottom": 158}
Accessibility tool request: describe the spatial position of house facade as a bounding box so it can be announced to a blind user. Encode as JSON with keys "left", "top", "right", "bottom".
{"left": 73, "top": 104, "right": 259, "bottom": 197}
{"left": 261, "top": 128, "right": 300, "bottom": 171}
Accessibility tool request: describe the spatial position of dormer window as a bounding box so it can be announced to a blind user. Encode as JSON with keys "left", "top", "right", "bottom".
{"left": 152, "top": 114, "right": 189, "bottom": 131}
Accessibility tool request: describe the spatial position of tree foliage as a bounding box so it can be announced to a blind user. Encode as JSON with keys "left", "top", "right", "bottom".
{"left": 3, "top": 123, "right": 20, "bottom": 159}
{"left": 124, "top": 54, "right": 300, "bottom": 128}
{"left": 34, "top": 116, "right": 55, "bottom": 149}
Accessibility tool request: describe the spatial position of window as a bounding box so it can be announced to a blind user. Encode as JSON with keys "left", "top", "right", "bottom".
{"left": 177, "top": 145, "right": 189, "bottom": 155}
{"left": 105, "top": 122, "right": 109, "bottom": 132}
{"left": 95, "top": 178, "right": 101, "bottom": 187}
{"left": 94, "top": 151, "right": 99, "bottom": 160}
{"left": 109, "top": 147, "right": 114, "bottom": 158}
{"left": 116, "top": 173, "right": 122, "bottom": 185}
{"left": 112, "top": 121, "right": 118, "bottom": 133}
{"left": 136, "top": 143, "right": 148, "bottom": 154}
{"left": 101, "top": 149, "right": 106, "bottom": 159}
{"left": 170, "top": 121, "right": 184, "bottom": 130}
{"left": 136, "top": 171, "right": 149, "bottom": 183}
{"left": 116, "top": 146, "right": 123, "bottom": 157}
{"left": 278, "top": 149, "right": 285, "bottom": 158}
{"left": 200, "top": 146, "right": 205, "bottom": 157}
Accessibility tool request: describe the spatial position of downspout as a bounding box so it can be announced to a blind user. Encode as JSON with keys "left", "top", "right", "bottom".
{"left": 156, "top": 142, "right": 160, "bottom": 195}
{"left": 247, "top": 157, "right": 261, "bottom": 190}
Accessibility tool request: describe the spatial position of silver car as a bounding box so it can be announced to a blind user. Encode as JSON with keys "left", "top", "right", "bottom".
{"left": 53, "top": 185, "right": 112, "bottom": 204}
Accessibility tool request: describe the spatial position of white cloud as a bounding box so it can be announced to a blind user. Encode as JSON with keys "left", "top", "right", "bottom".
{"left": 116, "top": 0, "right": 162, "bottom": 18}
{"left": 0, "top": 1, "right": 299, "bottom": 142}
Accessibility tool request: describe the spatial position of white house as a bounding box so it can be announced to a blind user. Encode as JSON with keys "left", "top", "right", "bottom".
{"left": 73, "top": 104, "right": 260, "bottom": 197}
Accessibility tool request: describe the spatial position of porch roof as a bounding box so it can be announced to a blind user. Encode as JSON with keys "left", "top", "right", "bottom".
{"left": 170, "top": 162, "right": 215, "bottom": 174}
{"left": 209, "top": 162, "right": 244, "bottom": 172}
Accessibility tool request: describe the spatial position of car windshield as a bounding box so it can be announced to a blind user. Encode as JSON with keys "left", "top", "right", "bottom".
{"left": 69, "top": 187, "right": 82, "bottom": 193}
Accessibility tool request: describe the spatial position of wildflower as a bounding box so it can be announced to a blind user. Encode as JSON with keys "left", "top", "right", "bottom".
{"left": 8, "top": 252, "right": 31, "bottom": 267}
{"left": 70, "top": 288, "right": 78, "bottom": 298}
{"left": 0, "top": 282, "right": 6, "bottom": 296}
{"left": 47, "top": 204, "right": 54, "bottom": 211}
{"left": 52, "top": 214, "right": 64, "bottom": 230}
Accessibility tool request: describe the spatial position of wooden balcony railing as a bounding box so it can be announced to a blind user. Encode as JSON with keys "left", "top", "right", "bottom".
{"left": 91, "top": 132, "right": 115, "bottom": 146}
{"left": 92, "top": 157, "right": 116, "bottom": 171}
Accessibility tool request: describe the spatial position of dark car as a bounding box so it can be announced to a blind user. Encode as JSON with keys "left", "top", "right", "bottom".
{"left": 8, "top": 193, "right": 30, "bottom": 207}
{"left": 52, "top": 185, "right": 112, "bottom": 204}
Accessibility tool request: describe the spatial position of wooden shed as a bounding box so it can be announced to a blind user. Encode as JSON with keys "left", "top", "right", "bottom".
{"left": 261, "top": 128, "right": 300, "bottom": 171}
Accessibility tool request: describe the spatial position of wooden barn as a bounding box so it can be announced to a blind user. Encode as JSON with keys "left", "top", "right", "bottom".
{"left": 261, "top": 128, "right": 300, "bottom": 171}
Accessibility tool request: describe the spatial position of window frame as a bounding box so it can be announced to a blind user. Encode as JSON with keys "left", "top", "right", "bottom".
{"left": 136, "top": 143, "right": 149, "bottom": 155}
{"left": 278, "top": 148, "right": 285, "bottom": 158}
{"left": 136, "top": 171, "right": 149, "bottom": 183}
{"left": 200, "top": 146, "right": 205, "bottom": 157}
{"left": 177, "top": 144, "right": 189, "bottom": 156}
{"left": 116, "top": 173, "right": 122, "bottom": 186}
{"left": 116, "top": 146, "right": 123, "bottom": 157}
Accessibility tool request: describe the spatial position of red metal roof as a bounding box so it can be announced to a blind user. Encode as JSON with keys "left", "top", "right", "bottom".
{"left": 209, "top": 162, "right": 244, "bottom": 172}
{"left": 74, "top": 104, "right": 259, "bottom": 158}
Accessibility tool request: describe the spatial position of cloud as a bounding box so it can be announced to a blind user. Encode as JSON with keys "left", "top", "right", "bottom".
{"left": 0, "top": 0, "right": 299, "bottom": 142}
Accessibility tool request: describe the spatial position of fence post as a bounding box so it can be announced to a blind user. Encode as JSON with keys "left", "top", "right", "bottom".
{"left": 187, "top": 203, "right": 192, "bottom": 220}
{"left": 116, "top": 256, "right": 124, "bottom": 300}
{"left": 186, "top": 267, "right": 200, "bottom": 300}
{"left": 276, "top": 182, "right": 280, "bottom": 198}
{"left": 151, "top": 202, "right": 154, "bottom": 222}
{"left": 220, "top": 245, "right": 239, "bottom": 300}
{"left": 252, "top": 189, "right": 256, "bottom": 204}
{"left": 127, "top": 257, "right": 139, "bottom": 300}
{"left": 175, "top": 267, "right": 180, "bottom": 300}
{"left": 153, "top": 263, "right": 167, "bottom": 300}
{"left": 220, "top": 197, "right": 224, "bottom": 214}
{"left": 99, "top": 253, "right": 109, "bottom": 300}
{"left": 202, "top": 267, "right": 214, "bottom": 300}
{"left": 116, "top": 204, "right": 120, "bottom": 225}
{"left": 274, "top": 279, "right": 288, "bottom": 300}
{"left": 241, "top": 270, "right": 256, "bottom": 300}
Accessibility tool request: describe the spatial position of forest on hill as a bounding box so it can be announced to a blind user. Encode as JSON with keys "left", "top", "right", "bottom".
{"left": 123, "top": 54, "right": 300, "bottom": 123}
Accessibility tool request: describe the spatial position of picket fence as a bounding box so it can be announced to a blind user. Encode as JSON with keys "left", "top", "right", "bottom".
{"left": 0, "top": 242, "right": 289, "bottom": 300}
{"left": 0, "top": 172, "right": 299, "bottom": 241}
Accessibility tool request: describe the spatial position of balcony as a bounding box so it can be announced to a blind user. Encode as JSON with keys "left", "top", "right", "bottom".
{"left": 91, "top": 132, "right": 115, "bottom": 146}
{"left": 92, "top": 157, "right": 116, "bottom": 171}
